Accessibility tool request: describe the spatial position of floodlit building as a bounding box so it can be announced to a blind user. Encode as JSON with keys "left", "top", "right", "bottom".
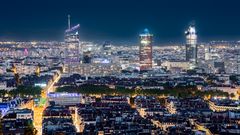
{"left": 237, "top": 54, "right": 240, "bottom": 74}
{"left": 161, "top": 61, "right": 190, "bottom": 70}
{"left": 102, "top": 41, "right": 112, "bottom": 56}
{"left": 185, "top": 25, "right": 197, "bottom": 69}
{"left": 205, "top": 45, "right": 211, "bottom": 61}
{"left": 139, "top": 28, "right": 153, "bottom": 71}
{"left": 48, "top": 92, "right": 82, "bottom": 106}
{"left": 64, "top": 15, "right": 80, "bottom": 51}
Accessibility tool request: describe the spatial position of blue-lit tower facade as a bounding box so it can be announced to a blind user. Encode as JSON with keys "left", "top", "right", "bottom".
{"left": 139, "top": 29, "right": 153, "bottom": 71}
{"left": 64, "top": 15, "right": 80, "bottom": 59}
{"left": 185, "top": 25, "right": 197, "bottom": 69}
{"left": 64, "top": 15, "right": 81, "bottom": 74}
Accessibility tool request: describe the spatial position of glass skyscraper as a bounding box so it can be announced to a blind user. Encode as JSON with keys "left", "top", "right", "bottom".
{"left": 139, "top": 28, "right": 153, "bottom": 71}
{"left": 185, "top": 25, "right": 197, "bottom": 69}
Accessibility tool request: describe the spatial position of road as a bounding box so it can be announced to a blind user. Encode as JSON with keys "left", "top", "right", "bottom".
{"left": 34, "top": 74, "right": 61, "bottom": 135}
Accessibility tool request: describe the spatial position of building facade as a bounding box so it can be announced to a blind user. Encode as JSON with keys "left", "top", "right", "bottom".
{"left": 139, "top": 29, "right": 153, "bottom": 71}
{"left": 185, "top": 25, "right": 197, "bottom": 69}
{"left": 65, "top": 15, "right": 80, "bottom": 51}
{"left": 48, "top": 92, "right": 82, "bottom": 106}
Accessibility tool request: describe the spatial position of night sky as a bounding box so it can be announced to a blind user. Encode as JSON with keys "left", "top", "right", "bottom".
{"left": 1, "top": 0, "right": 240, "bottom": 44}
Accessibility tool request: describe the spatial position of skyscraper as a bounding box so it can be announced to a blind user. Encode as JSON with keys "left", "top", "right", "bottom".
{"left": 204, "top": 44, "right": 211, "bottom": 61}
{"left": 185, "top": 25, "right": 197, "bottom": 69}
{"left": 237, "top": 53, "right": 240, "bottom": 74}
{"left": 139, "top": 28, "right": 153, "bottom": 71}
{"left": 64, "top": 15, "right": 81, "bottom": 74}
{"left": 102, "top": 41, "right": 112, "bottom": 56}
{"left": 64, "top": 15, "right": 80, "bottom": 56}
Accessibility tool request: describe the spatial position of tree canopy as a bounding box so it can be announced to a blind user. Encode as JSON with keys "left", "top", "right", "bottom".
{"left": 56, "top": 84, "right": 229, "bottom": 98}
{"left": 0, "top": 85, "right": 42, "bottom": 98}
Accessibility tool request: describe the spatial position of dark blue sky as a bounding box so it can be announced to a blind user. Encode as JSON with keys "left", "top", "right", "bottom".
{"left": 0, "top": 0, "right": 240, "bottom": 44}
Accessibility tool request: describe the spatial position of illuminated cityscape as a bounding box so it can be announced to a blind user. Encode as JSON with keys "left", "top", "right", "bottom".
{"left": 1, "top": 0, "right": 240, "bottom": 135}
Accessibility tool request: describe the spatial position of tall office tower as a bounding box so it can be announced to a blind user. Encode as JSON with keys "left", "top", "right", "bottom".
{"left": 185, "top": 25, "right": 197, "bottom": 69}
{"left": 237, "top": 54, "right": 240, "bottom": 74}
{"left": 64, "top": 15, "right": 81, "bottom": 75}
{"left": 139, "top": 28, "right": 153, "bottom": 71}
{"left": 204, "top": 44, "right": 211, "bottom": 61}
{"left": 64, "top": 15, "right": 80, "bottom": 57}
{"left": 103, "top": 41, "right": 112, "bottom": 56}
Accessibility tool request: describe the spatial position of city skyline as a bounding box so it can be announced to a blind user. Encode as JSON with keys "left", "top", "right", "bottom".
{"left": 1, "top": 1, "right": 240, "bottom": 135}
{"left": 1, "top": 0, "right": 240, "bottom": 43}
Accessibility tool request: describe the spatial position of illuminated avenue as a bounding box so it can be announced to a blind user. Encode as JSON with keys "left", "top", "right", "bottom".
{"left": 1, "top": 1, "right": 240, "bottom": 135}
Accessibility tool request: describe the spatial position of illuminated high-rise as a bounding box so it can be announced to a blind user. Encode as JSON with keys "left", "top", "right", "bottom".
{"left": 205, "top": 44, "right": 211, "bottom": 61}
{"left": 103, "top": 41, "right": 112, "bottom": 56}
{"left": 139, "top": 28, "right": 153, "bottom": 71}
{"left": 64, "top": 15, "right": 81, "bottom": 74}
{"left": 64, "top": 15, "right": 80, "bottom": 56}
{"left": 237, "top": 54, "right": 240, "bottom": 74}
{"left": 185, "top": 25, "right": 197, "bottom": 69}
